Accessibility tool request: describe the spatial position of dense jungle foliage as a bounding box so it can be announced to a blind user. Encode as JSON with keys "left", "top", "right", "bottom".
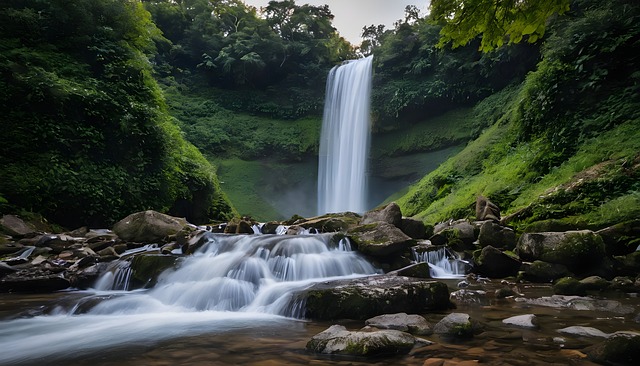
{"left": 0, "top": 0, "right": 637, "bottom": 229}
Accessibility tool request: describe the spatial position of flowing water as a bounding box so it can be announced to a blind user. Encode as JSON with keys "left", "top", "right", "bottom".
{"left": 1, "top": 233, "right": 638, "bottom": 365}
{"left": 317, "top": 56, "right": 374, "bottom": 215}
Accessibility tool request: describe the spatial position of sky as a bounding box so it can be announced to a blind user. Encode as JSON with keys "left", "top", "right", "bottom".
{"left": 242, "top": 0, "right": 431, "bottom": 45}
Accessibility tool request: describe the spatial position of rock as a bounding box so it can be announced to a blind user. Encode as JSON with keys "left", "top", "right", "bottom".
{"left": 389, "top": 262, "right": 431, "bottom": 279}
{"left": 361, "top": 202, "right": 402, "bottom": 227}
{"left": 235, "top": 220, "right": 254, "bottom": 234}
{"left": 516, "top": 230, "right": 606, "bottom": 273}
{"left": 475, "top": 196, "right": 500, "bottom": 222}
{"left": 399, "top": 218, "right": 427, "bottom": 239}
{"left": 0, "top": 243, "right": 23, "bottom": 256}
{"left": 260, "top": 222, "right": 280, "bottom": 234}
{"left": 292, "top": 275, "right": 452, "bottom": 320}
{"left": 477, "top": 222, "right": 515, "bottom": 249}
{"left": 596, "top": 220, "right": 640, "bottom": 256}
{"left": 0, "top": 265, "right": 70, "bottom": 293}
{"left": 433, "top": 220, "right": 476, "bottom": 250}
{"left": 67, "top": 226, "right": 89, "bottom": 237}
{"left": 515, "top": 295, "right": 635, "bottom": 314}
{"left": 553, "top": 277, "right": 587, "bottom": 296}
{"left": 0, "top": 262, "right": 17, "bottom": 276}
{"left": 129, "top": 254, "right": 180, "bottom": 288}
{"left": 611, "top": 276, "right": 639, "bottom": 292}
{"left": 183, "top": 230, "right": 210, "bottom": 254}
{"left": 558, "top": 326, "right": 609, "bottom": 338}
{"left": 297, "top": 213, "right": 362, "bottom": 233}
{"left": 615, "top": 251, "right": 640, "bottom": 277}
{"left": 579, "top": 276, "right": 610, "bottom": 292}
{"left": 495, "top": 287, "right": 518, "bottom": 299}
{"left": 518, "top": 260, "right": 572, "bottom": 282}
{"left": 503, "top": 314, "right": 538, "bottom": 329}
{"left": 450, "top": 289, "right": 488, "bottom": 306}
{"left": 365, "top": 313, "right": 433, "bottom": 335}
{"left": 347, "top": 222, "right": 415, "bottom": 257}
{"left": 586, "top": 331, "right": 640, "bottom": 365}
{"left": 474, "top": 245, "right": 521, "bottom": 278}
{"left": 433, "top": 313, "right": 480, "bottom": 338}
{"left": 0, "top": 215, "right": 37, "bottom": 237}
{"left": 306, "top": 324, "right": 417, "bottom": 356}
{"left": 113, "top": 211, "right": 189, "bottom": 243}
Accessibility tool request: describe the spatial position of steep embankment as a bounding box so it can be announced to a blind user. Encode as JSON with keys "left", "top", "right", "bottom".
{"left": 395, "top": 0, "right": 640, "bottom": 231}
{"left": 0, "top": 0, "right": 235, "bottom": 227}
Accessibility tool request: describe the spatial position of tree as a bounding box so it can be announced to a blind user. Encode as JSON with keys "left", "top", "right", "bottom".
{"left": 430, "top": 0, "right": 571, "bottom": 52}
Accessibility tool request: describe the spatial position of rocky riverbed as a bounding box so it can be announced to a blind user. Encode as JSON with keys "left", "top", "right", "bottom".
{"left": 1, "top": 201, "right": 640, "bottom": 365}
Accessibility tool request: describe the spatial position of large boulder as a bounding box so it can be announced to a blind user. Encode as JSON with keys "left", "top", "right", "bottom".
{"left": 586, "top": 332, "right": 640, "bottom": 365}
{"left": 475, "top": 196, "right": 500, "bottom": 222}
{"left": 596, "top": 220, "right": 640, "bottom": 256}
{"left": 477, "top": 221, "right": 516, "bottom": 249}
{"left": 0, "top": 215, "right": 37, "bottom": 237}
{"left": 113, "top": 211, "right": 189, "bottom": 243}
{"left": 430, "top": 220, "right": 476, "bottom": 250}
{"left": 361, "top": 202, "right": 402, "bottom": 227}
{"left": 516, "top": 230, "right": 606, "bottom": 273}
{"left": 129, "top": 254, "right": 181, "bottom": 288}
{"left": 347, "top": 222, "right": 415, "bottom": 257}
{"left": 518, "top": 260, "right": 572, "bottom": 283}
{"left": 292, "top": 275, "right": 452, "bottom": 320}
{"left": 306, "top": 325, "right": 417, "bottom": 357}
{"left": 474, "top": 245, "right": 521, "bottom": 278}
{"left": 400, "top": 218, "right": 428, "bottom": 239}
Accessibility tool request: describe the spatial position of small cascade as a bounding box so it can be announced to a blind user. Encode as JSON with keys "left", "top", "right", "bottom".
{"left": 93, "top": 260, "right": 133, "bottom": 291}
{"left": 413, "top": 246, "right": 469, "bottom": 279}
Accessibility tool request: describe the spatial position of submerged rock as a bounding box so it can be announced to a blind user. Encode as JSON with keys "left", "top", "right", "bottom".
{"left": 502, "top": 314, "right": 538, "bottom": 329}
{"left": 365, "top": 312, "right": 433, "bottom": 335}
{"left": 557, "top": 326, "right": 609, "bottom": 338}
{"left": 292, "top": 275, "right": 452, "bottom": 320}
{"left": 306, "top": 324, "right": 417, "bottom": 356}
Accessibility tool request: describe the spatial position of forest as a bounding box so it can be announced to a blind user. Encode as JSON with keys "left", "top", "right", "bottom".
{"left": 1, "top": 0, "right": 639, "bottom": 233}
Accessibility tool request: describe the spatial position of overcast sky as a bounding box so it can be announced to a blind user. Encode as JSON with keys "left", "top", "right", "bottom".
{"left": 242, "top": 0, "right": 431, "bottom": 45}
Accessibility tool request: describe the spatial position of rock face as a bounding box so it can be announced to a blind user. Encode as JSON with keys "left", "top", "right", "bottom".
{"left": 516, "top": 230, "right": 606, "bottom": 273}
{"left": 347, "top": 222, "right": 415, "bottom": 257}
{"left": 293, "top": 275, "right": 452, "bottom": 320}
{"left": 113, "top": 210, "right": 188, "bottom": 243}
{"left": 306, "top": 325, "right": 417, "bottom": 356}
{"left": 361, "top": 202, "right": 402, "bottom": 227}
{"left": 365, "top": 313, "right": 433, "bottom": 335}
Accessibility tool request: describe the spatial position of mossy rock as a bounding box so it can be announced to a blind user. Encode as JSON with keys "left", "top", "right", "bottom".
{"left": 474, "top": 245, "right": 521, "bottom": 278}
{"left": 596, "top": 220, "right": 640, "bottom": 256}
{"left": 292, "top": 275, "right": 452, "bottom": 320}
{"left": 347, "top": 222, "right": 415, "bottom": 257}
{"left": 518, "top": 260, "right": 572, "bottom": 283}
{"left": 129, "top": 254, "right": 180, "bottom": 288}
{"left": 586, "top": 332, "right": 640, "bottom": 365}
{"left": 516, "top": 230, "right": 606, "bottom": 273}
{"left": 306, "top": 325, "right": 417, "bottom": 357}
{"left": 553, "top": 276, "right": 586, "bottom": 296}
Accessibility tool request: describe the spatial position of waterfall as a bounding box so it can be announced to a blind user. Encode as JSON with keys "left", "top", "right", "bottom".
{"left": 412, "top": 246, "right": 470, "bottom": 279}
{"left": 317, "top": 55, "right": 373, "bottom": 215}
{"left": 0, "top": 233, "right": 379, "bottom": 364}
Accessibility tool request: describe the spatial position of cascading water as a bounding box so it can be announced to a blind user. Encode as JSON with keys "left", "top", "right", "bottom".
{"left": 0, "top": 233, "right": 379, "bottom": 364}
{"left": 317, "top": 55, "right": 373, "bottom": 215}
{"left": 412, "top": 246, "right": 470, "bottom": 279}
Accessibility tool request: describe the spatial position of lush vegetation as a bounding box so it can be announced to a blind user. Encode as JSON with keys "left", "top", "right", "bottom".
{"left": 395, "top": 0, "right": 640, "bottom": 230}
{"left": 0, "top": 0, "right": 235, "bottom": 227}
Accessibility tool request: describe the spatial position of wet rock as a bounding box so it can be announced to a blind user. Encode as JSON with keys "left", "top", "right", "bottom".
{"left": 516, "top": 230, "right": 606, "bottom": 273}
{"left": 477, "top": 222, "right": 515, "bottom": 249}
{"left": 399, "top": 218, "right": 427, "bottom": 239}
{"left": 579, "top": 276, "right": 610, "bottom": 292}
{"left": 183, "top": 230, "right": 210, "bottom": 254}
{"left": 476, "top": 196, "right": 501, "bottom": 222}
{"left": 113, "top": 210, "right": 189, "bottom": 243}
{"left": 502, "top": 314, "right": 538, "bottom": 329}
{"left": 0, "top": 215, "right": 37, "bottom": 237}
{"left": 347, "top": 222, "right": 415, "bottom": 257}
{"left": 614, "top": 251, "right": 640, "bottom": 277}
{"left": 515, "top": 295, "right": 635, "bottom": 314}
{"left": 495, "top": 287, "right": 518, "bottom": 299}
{"left": 450, "top": 289, "right": 488, "bottom": 306}
{"left": 611, "top": 276, "right": 639, "bottom": 292}
{"left": 518, "top": 260, "right": 572, "bottom": 283}
{"left": 306, "top": 324, "right": 417, "bottom": 356}
{"left": 553, "top": 276, "right": 587, "bottom": 296}
{"left": 235, "top": 220, "right": 254, "bottom": 234}
{"left": 389, "top": 262, "right": 431, "bottom": 279}
{"left": 129, "top": 254, "right": 180, "bottom": 288}
{"left": 0, "top": 265, "right": 70, "bottom": 293}
{"left": 432, "top": 220, "right": 476, "bottom": 250}
{"left": 292, "top": 275, "right": 452, "bottom": 320}
{"left": 474, "top": 245, "right": 521, "bottom": 278}
{"left": 433, "top": 313, "right": 480, "bottom": 338}
{"left": 365, "top": 313, "right": 433, "bottom": 335}
{"left": 260, "top": 221, "right": 280, "bottom": 234}
{"left": 285, "top": 225, "right": 306, "bottom": 235}
{"left": 596, "top": 220, "right": 640, "bottom": 256}
{"left": 586, "top": 331, "right": 640, "bottom": 365}
{"left": 0, "top": 243, "right": 23, "bottom": 256}
{"left": 361, "top": 202, "right": 402, "bottom": 227}
{"left": 557, "top": 326, "right": 609, "bottom": 338}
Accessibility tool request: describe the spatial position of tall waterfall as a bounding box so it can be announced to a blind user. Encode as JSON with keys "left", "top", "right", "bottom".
{"left": 318, "top": 56, "right": 373, "bottom": 215}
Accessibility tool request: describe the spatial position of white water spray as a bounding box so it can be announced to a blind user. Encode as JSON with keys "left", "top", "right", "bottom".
{"left": 318, "top": 56, "right": 373, "bottom": 214}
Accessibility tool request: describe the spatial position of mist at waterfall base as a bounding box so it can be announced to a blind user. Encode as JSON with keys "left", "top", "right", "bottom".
{"left": 317, "top": 56, "right": 373, "bottom": 215}
{"left": 0, "top": 233, "right": 380, "bottom": 364}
